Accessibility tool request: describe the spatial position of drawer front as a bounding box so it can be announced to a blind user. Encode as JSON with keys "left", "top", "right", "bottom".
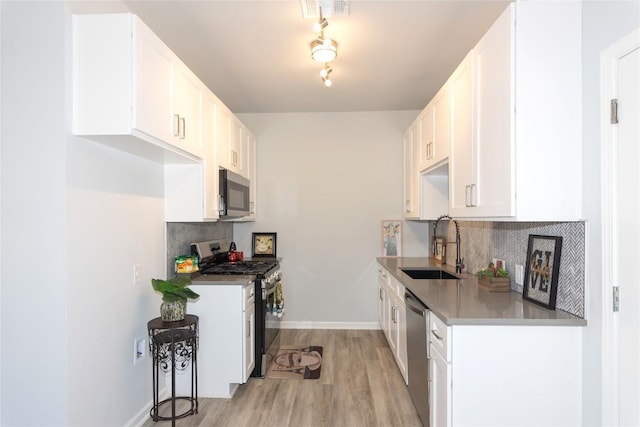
{"left": 429, "top": 312, "right": 451, "bottom": 362}
{"left": 390, "top": 276, "right": 405, "bottom": 304}
{"left": 243, "top": 282, "right": 255, "bottom": 310}
{"left": 377, "top": 264, "right": 391, "bottom": 288}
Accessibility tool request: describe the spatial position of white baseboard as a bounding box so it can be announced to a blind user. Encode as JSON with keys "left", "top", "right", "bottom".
{"left": 124, "top": 387, "right": 169, "bottom": 427}
{"left": 279, "top": 320, "right": 380, "bottom": 330}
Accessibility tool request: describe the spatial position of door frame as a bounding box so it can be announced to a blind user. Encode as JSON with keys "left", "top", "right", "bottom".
{"left": 600, "top": 27, "right": 640, "bottom": 427}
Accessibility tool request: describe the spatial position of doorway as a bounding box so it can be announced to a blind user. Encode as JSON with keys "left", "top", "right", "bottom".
{"left": 601, "top": 28, "right": 640, "bottom": 426}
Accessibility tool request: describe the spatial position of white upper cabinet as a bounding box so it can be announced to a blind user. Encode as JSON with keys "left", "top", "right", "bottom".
{"left": 217, "top": 105, "right": 244, "bottom": 176}
{"left": 172, "top": 63, "right": 205, "bottom": 158}
{"left": 403, "top": 123, "right": 420, "bottom": 219}
{"left": 419, "top": 83, "right": 451, "bottom": 173}
{"left": 448, "top": 51, "right": 475, "bottom": 215}
{"left": 73, "top": 13, "right": 202, "bottom": 163}
{"left": 448, "top": 2, "right": 582, "bottom": 220}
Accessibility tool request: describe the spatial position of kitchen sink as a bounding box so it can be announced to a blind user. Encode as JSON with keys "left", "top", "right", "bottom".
{"left": 400, "top": 268, "right": 459, "bottom": 280}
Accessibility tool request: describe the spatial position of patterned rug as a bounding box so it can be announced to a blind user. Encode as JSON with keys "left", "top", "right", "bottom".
{"left": 266, "top": 345, "right": 323, "bottom": 380}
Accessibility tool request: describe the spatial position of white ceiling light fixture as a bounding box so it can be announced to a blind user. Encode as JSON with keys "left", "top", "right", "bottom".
{"left": 308, "top": 6, "right": 340, "bottom": 86}
{"left": 310, "top": 37, "right": 338, "bottom": 63}
{"left": 320, "top": 64, "right": 333, "bottom": 87}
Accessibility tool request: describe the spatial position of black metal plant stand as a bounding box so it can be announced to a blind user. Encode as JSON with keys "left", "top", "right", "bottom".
{"left": 147, "top": 315, "right": 199, "bottom": 426}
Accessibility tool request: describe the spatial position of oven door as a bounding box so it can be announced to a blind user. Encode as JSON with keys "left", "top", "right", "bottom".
{"left": 256, "top": 277, "right": 283, "bottom": 377}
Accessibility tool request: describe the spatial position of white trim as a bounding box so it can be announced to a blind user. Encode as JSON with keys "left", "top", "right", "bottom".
{"left": 280, "top": 320, "right": 380, "bottom": 330}
{"left": 600, "top": 26, "right": 640, "bottom": 427}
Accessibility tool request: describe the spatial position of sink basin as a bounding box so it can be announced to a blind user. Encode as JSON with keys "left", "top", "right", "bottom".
{"left": 400, "top": 268, "right": 459, "bottom": 280}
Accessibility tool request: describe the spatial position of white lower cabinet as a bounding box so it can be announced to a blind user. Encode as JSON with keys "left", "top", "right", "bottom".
{"left": 429, "top": 343, "right": 452, "bottom": 427}
{"left": 377, "top": 264, "right": 408, "bottom": 384}
{"left": 183, "top": 281, "right": 256, "bottom": 398}
{"left": 428, "top": 312, "right": 582, "bottom": 426}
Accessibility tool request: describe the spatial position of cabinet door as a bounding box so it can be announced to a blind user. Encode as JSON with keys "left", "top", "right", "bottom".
{"left": 202, "top": 92, "right": 220, "bottom": 220}
{"left": 173, "top": 63, "right": 204, "bottom": 157}
{"left": 243, "top": 301, "right": 255, "bottom": 381}
{"left": 429, "top": 346, "right": 452, "bottom": 427}
{"left": 449, "top": 52, "right": 476, "bottom": 216}
{"left": 431, "top": 83, "right": 452, "bottom": 168}
{"left": 403, "top": 124, "right": 420, "bottom": 219}
{"left": 134, "top": 16, "right": 174, "bottom": 143}
{"left": 472, "top": 3, "right": 514, "bottom": 217}
{"left": 417, "top": 105, "right": 434, "bottom": 172}
{"left": 396, "top": 302, "right": 408, "bottom": 384}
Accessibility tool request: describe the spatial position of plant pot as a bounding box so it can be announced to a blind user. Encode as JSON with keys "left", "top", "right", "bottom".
{"left": 478, "top": 276, "right": 511, "bottom": 292}
{"left": 160, "top": 300, "right": 186, "bottom": 322}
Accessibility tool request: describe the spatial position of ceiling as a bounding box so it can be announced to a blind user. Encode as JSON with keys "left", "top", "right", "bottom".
{"left": 119, "top": 0, "right": 511, "bottom": 114}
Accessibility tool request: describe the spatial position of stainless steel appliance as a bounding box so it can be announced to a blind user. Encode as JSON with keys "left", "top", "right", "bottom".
{"left": 405, "top": 289, "right": 430, "bottom": 426}
{"left": 219, "top": 169, "right": 250, "bottom": 219}
{"left": 192, "top": 239, "right": 282, "bottom": 377}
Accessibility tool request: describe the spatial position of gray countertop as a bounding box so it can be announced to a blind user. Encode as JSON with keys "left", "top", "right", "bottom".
{"left": 377, "top": 257, "right": 586, "bottom": 327}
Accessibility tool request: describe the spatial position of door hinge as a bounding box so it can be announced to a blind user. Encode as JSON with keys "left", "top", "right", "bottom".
{"left": 613, "top": 285, "right": 620, "bottom": 312}
{"left": 610, "top": 99, "right": 619, "bottom": 124}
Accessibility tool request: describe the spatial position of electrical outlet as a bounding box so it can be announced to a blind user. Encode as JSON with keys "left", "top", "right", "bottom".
{"left": 133, "top": 337, "right": 146, "bottom": 364}
{"left": 133, "top": 264, "right": 142, "bottom": 285}
{"left": 515, "top": 264, "right": 524, "bottom": 286}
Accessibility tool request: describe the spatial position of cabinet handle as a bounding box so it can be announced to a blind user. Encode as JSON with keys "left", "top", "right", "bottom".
{"left": 431, "top": 329, "right": 443, "bottom": 341}
{"left": 247, "top": 318, "right": 251, "bottom": 337}
{"left": 470, "top": 184, "right": 477, "bottom": 207}
{"left": 465, "top": 185, "right": 471, "bottom": 207}
{"left": 173, "top": 114, "right": 180, "bottom": 137}
{"left": 180, "top": 117, "right": 186, "bottom": 140}
{"left": 232, "top": 150, "right": 238, "bottom": 166}
{"left": 250, "top": 201, "right": 255, "bottom": 214}
{"left": 379, "top": 288, "right": 384, "bottom": 301}
{"left": 405, "top": 200, "right": 411, "bottom": 212}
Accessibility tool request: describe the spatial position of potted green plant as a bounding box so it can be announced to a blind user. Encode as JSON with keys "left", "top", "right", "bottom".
{"left": 475, "top": 262, "right": 511, "bottom": 292}
{"left": 151, "top": 276, "right": 200, "bottom": 321}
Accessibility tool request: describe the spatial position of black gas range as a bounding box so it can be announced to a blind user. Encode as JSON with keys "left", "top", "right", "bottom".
{"left": 191, "top": 239, "right": 282, "bottom": 378}
{"left": 201, "top": 260, "right": 278, "bottom": 277}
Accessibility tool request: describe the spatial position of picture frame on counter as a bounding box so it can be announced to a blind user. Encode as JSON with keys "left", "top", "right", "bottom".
{"left": 252, "top": 232, "right": 277, "bottom": 258}
{"left": 381, "top": 220, "right": 402, "bottom": 257}
{"left": 522, "top": 234, "right": 562, "bottom": 310}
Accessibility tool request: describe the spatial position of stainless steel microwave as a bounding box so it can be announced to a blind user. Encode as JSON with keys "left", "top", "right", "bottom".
{"left": 219, "top": 169, "right": 250, "bottom": 219}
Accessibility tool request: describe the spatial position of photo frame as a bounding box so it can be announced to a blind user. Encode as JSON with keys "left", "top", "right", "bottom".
{"left": 252, "top": 232, "right": 277, "bottom": 258}
{"left": 382, "top": 220, "right": 402, "bottom": 257}
{"left": 522, "top": 235, "right": 562, "bottom": 310}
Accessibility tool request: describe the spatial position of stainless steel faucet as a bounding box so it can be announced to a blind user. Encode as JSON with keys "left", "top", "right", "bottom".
{"left": 432, "top": 214, "right": 465, "bottom": 274}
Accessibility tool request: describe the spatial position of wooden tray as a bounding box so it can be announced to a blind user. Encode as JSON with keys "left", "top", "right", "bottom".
{"left": 478, "top": 277, "right": 511, "bottom": 292}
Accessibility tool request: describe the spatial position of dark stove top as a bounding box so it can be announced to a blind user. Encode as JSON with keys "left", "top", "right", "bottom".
{"left": 201, "top": 260, "right": 278, "bottom": 276}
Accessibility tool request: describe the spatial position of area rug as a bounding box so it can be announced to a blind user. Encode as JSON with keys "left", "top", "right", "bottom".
{"left": 266, "top": 345, "right": 323, "bottom": 380}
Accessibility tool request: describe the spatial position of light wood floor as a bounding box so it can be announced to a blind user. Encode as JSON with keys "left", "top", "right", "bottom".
{"left": 142, "top": 329, "right": 423, "bottom": 427}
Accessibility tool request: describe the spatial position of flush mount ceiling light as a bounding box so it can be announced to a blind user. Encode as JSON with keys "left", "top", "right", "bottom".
{"left": 310, "top": 37, "right": 338, "bottom": 63}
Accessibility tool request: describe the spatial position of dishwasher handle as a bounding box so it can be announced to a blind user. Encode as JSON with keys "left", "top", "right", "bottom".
{"left": 405, "top": 291, "right": 427, "bottom": 317}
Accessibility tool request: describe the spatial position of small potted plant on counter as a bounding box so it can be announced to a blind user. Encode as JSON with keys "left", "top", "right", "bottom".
{"left": 475, "top": 262, "right": 511, "bottom": 292}
{"left": 151, "top": 276, "right": 200, "bottom": 321}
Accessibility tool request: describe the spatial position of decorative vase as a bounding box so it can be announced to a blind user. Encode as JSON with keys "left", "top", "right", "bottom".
{"left": 160, "top": 300, "right": 186, "bottom": 321}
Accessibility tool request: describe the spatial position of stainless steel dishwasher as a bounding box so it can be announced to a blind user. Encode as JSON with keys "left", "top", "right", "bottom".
{"left": 405, "top": 290, "right": 430, "bottom": 426}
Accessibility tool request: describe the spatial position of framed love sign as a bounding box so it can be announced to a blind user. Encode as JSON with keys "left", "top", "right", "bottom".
{"left": 522, "top": 235, "right": 562, "bottom": 310}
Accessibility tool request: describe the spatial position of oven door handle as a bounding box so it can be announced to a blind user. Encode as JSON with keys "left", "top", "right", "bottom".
{"left": 262, "top": 281, "right": 280, "bottom": 300}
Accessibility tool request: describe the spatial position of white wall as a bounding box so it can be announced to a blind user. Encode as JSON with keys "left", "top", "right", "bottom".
{"left": 234, "top": 111, "right": 428, "bottom": 328}
{"left": 581, "top": 1, "right": 640, "bottom": 425}
{"left": 2, "top": 2, "right": 166, "bottom": 426}
{"left": 1, "top": 2, "right": 69, "bottom": 424}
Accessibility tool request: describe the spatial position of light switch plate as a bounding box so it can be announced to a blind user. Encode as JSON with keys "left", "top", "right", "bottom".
{"left": 515, "top": 264, "right": 524, "bottom": 285}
